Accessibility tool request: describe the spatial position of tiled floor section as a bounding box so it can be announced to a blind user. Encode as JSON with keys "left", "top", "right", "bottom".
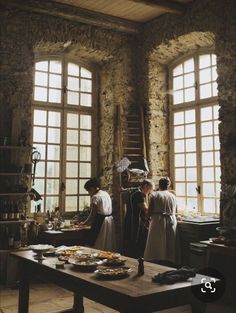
{"left": 0, "top": 283, "right": 235, "bottom": 313}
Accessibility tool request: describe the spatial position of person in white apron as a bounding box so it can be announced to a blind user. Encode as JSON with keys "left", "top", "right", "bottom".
{"left": 81, "top": 178, "right": 116, "bottom": 251}
{"left": 144, "top": 177, "right": 178, "bottom": 264}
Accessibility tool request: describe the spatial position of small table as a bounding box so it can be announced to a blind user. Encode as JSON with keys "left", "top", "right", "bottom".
{"left": 38, "top": 227, "right": 90, "bottom": 247}
{"left": 11, "top": 249, "right": 208, "bottom": 313}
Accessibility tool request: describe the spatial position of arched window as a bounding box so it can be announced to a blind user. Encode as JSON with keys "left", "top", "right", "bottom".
{"left": 32, "top": 57, "right": 96, "bottom": 213}
{"left": 170, "top": 53, "right": 220, "bottom": 214}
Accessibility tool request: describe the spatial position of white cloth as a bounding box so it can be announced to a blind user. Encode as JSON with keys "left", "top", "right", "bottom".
{"left": 144, "top": 191, "right": 178, "bottom": 263}
{"left": 92, "top": 190, "right": 116, "bottom": 251}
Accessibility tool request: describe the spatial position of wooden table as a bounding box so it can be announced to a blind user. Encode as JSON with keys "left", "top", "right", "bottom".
{"left": 11, "top": 249, "right": 208, "bottom": 313}
{"left": 38, "top": 228, "right": 90, "bottom": 247}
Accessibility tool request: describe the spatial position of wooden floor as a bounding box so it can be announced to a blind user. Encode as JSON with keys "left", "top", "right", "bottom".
{"left": 0, "top": 283, "right": 235, "bottom": 313}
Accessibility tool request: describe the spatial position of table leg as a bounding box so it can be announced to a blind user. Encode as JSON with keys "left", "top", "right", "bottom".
{"left": 191, "top": 301, "right": 206, "bottom": 313}
{"left": 73, "top": 293, "right": 84, "bottom": 313}
{"left": 18, "top": 263, "right": 29, "bottom": 313}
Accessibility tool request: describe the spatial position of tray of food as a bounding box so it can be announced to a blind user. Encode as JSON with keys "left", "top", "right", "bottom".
{"left": 68, "top": 257, "right": 103, "bottom": 271}
{"left": 55, "top": 246, "right": 82, "bottom": 256}
{"left": 94, "top": 267, "right": 132, "bottom": 279}
{"left": 58, "top": 255, "right": 70, "bottom": 263}
{"left": 30, "top": 244, "right": 54, "bottom": 253}
{"left": 103, "top": 258, "right": 127, "bottom": 267}
{"left": 93, "top": 251, "right": 120, "bottom": 260}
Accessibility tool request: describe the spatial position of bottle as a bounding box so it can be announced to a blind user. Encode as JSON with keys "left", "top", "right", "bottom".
{"left": 2, "top": 200, "right": 8, "bottom": 221}
{"left": 14, "top": 202, "right": 20, "bottom": 220}
{"left": 13, "top": 231, "right": 21, "bottom": 249}
{"left": 8, "top": 233, "right": 14, "bottom": 249}
{"left": 8, "top": 201, "right": 15, "bottom": 220}
{"left": 138, "top": 257, "right": 144, "bottom": 276}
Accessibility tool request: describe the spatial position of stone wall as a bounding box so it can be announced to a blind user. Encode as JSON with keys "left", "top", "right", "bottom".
{"left": 138, "top": 0, "right": 236, "bottom": 225}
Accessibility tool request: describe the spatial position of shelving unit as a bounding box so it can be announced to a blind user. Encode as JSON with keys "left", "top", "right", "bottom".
{"left": 0, "top": 219, "right": 34, "bottom": 225}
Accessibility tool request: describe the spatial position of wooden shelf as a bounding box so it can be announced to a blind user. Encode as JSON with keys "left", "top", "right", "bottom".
{"left": 0, "top": 219, "right": 34, "bottom": 225}
{"left": 0, "top": 146, "right": 34, "bottom": 150}
{"left": 0, "top": 173, "right": 32, "bottom": 176}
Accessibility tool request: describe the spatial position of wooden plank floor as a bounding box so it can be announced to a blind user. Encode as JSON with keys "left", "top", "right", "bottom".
{"left": 0, "top": 283, "right": 235, "bottom": 313}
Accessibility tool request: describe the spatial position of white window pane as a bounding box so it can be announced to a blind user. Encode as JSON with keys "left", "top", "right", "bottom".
{"left": 174, "top": 125, "right": 184, "bottom": 139}
{"left": 81, "top": 79, "right": 92, "bottom": 92}
{"left": 203, "top": 198, "right": 215, "bottom": 213}
{"left": 174, "top": 140, "right": 185, "bottom": 153}
{"left": 186, "top": 153, "right": 196, "bottom": 166}
{"left": 200, "top": 83, "right": 212, "bottom": 99}
{"left": 214, "top": 121, "right": 219, "bottom": 135}
{"left": 34, "top": 87, "right": 47, "bottom": 102}
{"left": 203, "top": 183, "right": 215, "bottom": 197}
{"left": 176, "top": 197, "right": 185, "bottom": 211}
{"left": 202, "top": 167, "right": 214, "bottom": 181}
{"left": 184, "top": 73, "right": 194, "bottom": 88}
{"left": 34, "top": 179, "right": 45, "bottom": 195}
{"left": 215, "top": 167, "right": 221, "bottom": 181}
{"left": 185, "top": 124, "right": 195, "bottom": 138}
{"left": 33, "top": 127, "right": 46, "bottom": 142}
{"left": 35, "top": 144, "right": 46, "bottom": 160}
{"left": 49, "top": 60, "right": 62, "bottom": 74}
{"left": 67, "top": 91, "right": 79, "bottom": 105}
{"left": 215, "top": 151, "right": 220, "bottom": 165}
{"left": 202, "top": 152, "right": 214, "bottom": 166}
{"left": 46, "top": 179, "right": 59, "bottom": 194}
{"left": 199, "top": 68, "right": 211, "bottom": 84}
{"left": 46, "top": 197, "right": 59, "bottom": 211}
{"left": 212, "top": 66, "right": 218, "bottom": 81}
{"left": 212, "top": 82, "right": 218, "bottom": 96}
{"left": 80, "top": 147, "right": 92, "bottom": 162}
{"left": 214, "top": 136, "right": 220, "bottom": 150}
{"left": 201, "top": 136, "right": 213, "bottom": 151}
{"left": 174, "top": 112, "right": 184, "bottom": 125}
{"left": 173, "top": 90, "right": 183, "bottom": 104}
{"left": 67, "top": 146, "right": 78, "bottom": 161}
{"left": 216, "top": 183, "right": 221, "bottom": 197}
{"left": 201, "top": 107, "right": 212, "bottom": 121}
{"left": 173, "top": 76, "right": 183, "bottom": 90}
{"left": 66, "top": 179, "right": 78, "bottom": 194}
{"left": 213, "top": 106, "right": 219, "bottom": 120}
{"left": 65, "top": 196, "right": 77, "bottom": 212}
{"left": 67, "top": 129, "right": 78, "bottom": 145}
{"left": 48, "top": 111, "right": 61, "bottom": 127}
{"left": 68, "top": 77, "right": 79, "bottom": 91}
{"left": 186, "top": 168, "right": 197, "bottom": 181}
{"left": 199, "top": 55, "right": 211, "bottom": 69}
{"left": 80, "top": 93, "right": 92, "bottom": 107}
{"left": 49, "top": 89, "right": 61, "bottom": 103}
{"left": 81, "top": 67, "right": 92, "bottom": 78}
{"left": 35, "top": 71, "right": 48, "bottom": 87}
{"left": 176, "top": 183, "right": 185, "bottom": 196}
{"left": 80, "top": 131, "right": 91, "bottom": 145}
{"left": 79, "top": 196, "right": 90, "bottom": 211}
{"left": 186, "top": 138, "right": 196, "bottom": 152}
{"left": 173, "top": 64, "right": 183, "bottom": 76}
{"left": 66, "top": 162, "right": 78, "bottom": 178}
{"left": 35, "top": 161, "right": 45, "bottom": 177}
{"left": 80, "top": 163, "right": 91, "bottom": 177}
{"left": 67, "top": 113, "right": 79, "bottom": 128}
{"left": 68, "top": 63, "right": 80, "bottom": 76}
{"left": 36, "top": 61, "right": 48, "bottom": 72}
{"left": 48, "top": 128, "right": 60, "bottom": 144}
{"left": 47, "top": 162, "right": 60, "bottom": 177}
{"left": 184, "top": 58, "right": 194, "bottom": 73}
{"left": 211, "top": 54, "right": 216, "bottom": 65}
{"left": 187, "top": 183, "right": 197, "bottom": 196}
{"left": 187, "top": 198, "right": 198, "bottom": 210}
{"left": 34, "top": 110, "right": 47, "bottom": 126}
{"left": 47, "top": 145, "right": 60, "bottom": 160}
{"left": 80, "top": 115, "right": 92, "bottom": 129}
{"left": 175, "top": 154, "right": 185, "bottom": 167}
{"left": 79, "top": 179, "right": 88, "bottom": 194}
{"left": 185, "top": 110, "right": 195, "bottom": 123}
{"left": 175, "top": 168, "right": 185, "bottom": 181}
{"left": 184, "top": 88, "right": 195, "bottom": 102}
{"left": 49, "top": 74, "right": 61, "bottom": 88}
{"left": 201, "top": 121, "right": 213, "bottom": 136}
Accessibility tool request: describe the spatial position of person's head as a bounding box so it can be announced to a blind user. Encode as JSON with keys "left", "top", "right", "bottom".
{"left": 158, "top": 177, "right": 171, "bottom": 191}
{"left": 140, "top": 179, "right": 154, "bottom": 195}
{"left": 84, "top": 178, "right": 101, "bottom": 196}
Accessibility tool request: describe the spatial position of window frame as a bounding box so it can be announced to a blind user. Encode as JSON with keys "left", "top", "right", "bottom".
{"left": 169, "top": 49, "right": 220, "bottom": 216}
{"left": 31, "top": 54, "right": 98, "bottom": 215}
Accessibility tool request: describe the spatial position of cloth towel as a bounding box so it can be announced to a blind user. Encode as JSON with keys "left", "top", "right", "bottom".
{"left": 152, "top": 266, "right": 196, "bottom": 284}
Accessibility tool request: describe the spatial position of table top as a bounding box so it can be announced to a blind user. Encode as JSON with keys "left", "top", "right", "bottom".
{"left": 200, "top": 240, "right": 236, "bottom": 252}
{"left": 11, "top": 247, "right": 206, "bottom": 299}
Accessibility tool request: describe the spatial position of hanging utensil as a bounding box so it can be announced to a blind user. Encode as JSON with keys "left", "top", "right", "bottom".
{"left": 31, "top": 150, "right": 41, "bottom": 185}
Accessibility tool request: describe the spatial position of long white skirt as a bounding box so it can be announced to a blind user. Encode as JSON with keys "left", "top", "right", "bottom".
{"left": 144, "top": 214, "right": 177, "bottom": 263}
{"left": 94, "top": 216, "right": 116, "bottom": 251}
